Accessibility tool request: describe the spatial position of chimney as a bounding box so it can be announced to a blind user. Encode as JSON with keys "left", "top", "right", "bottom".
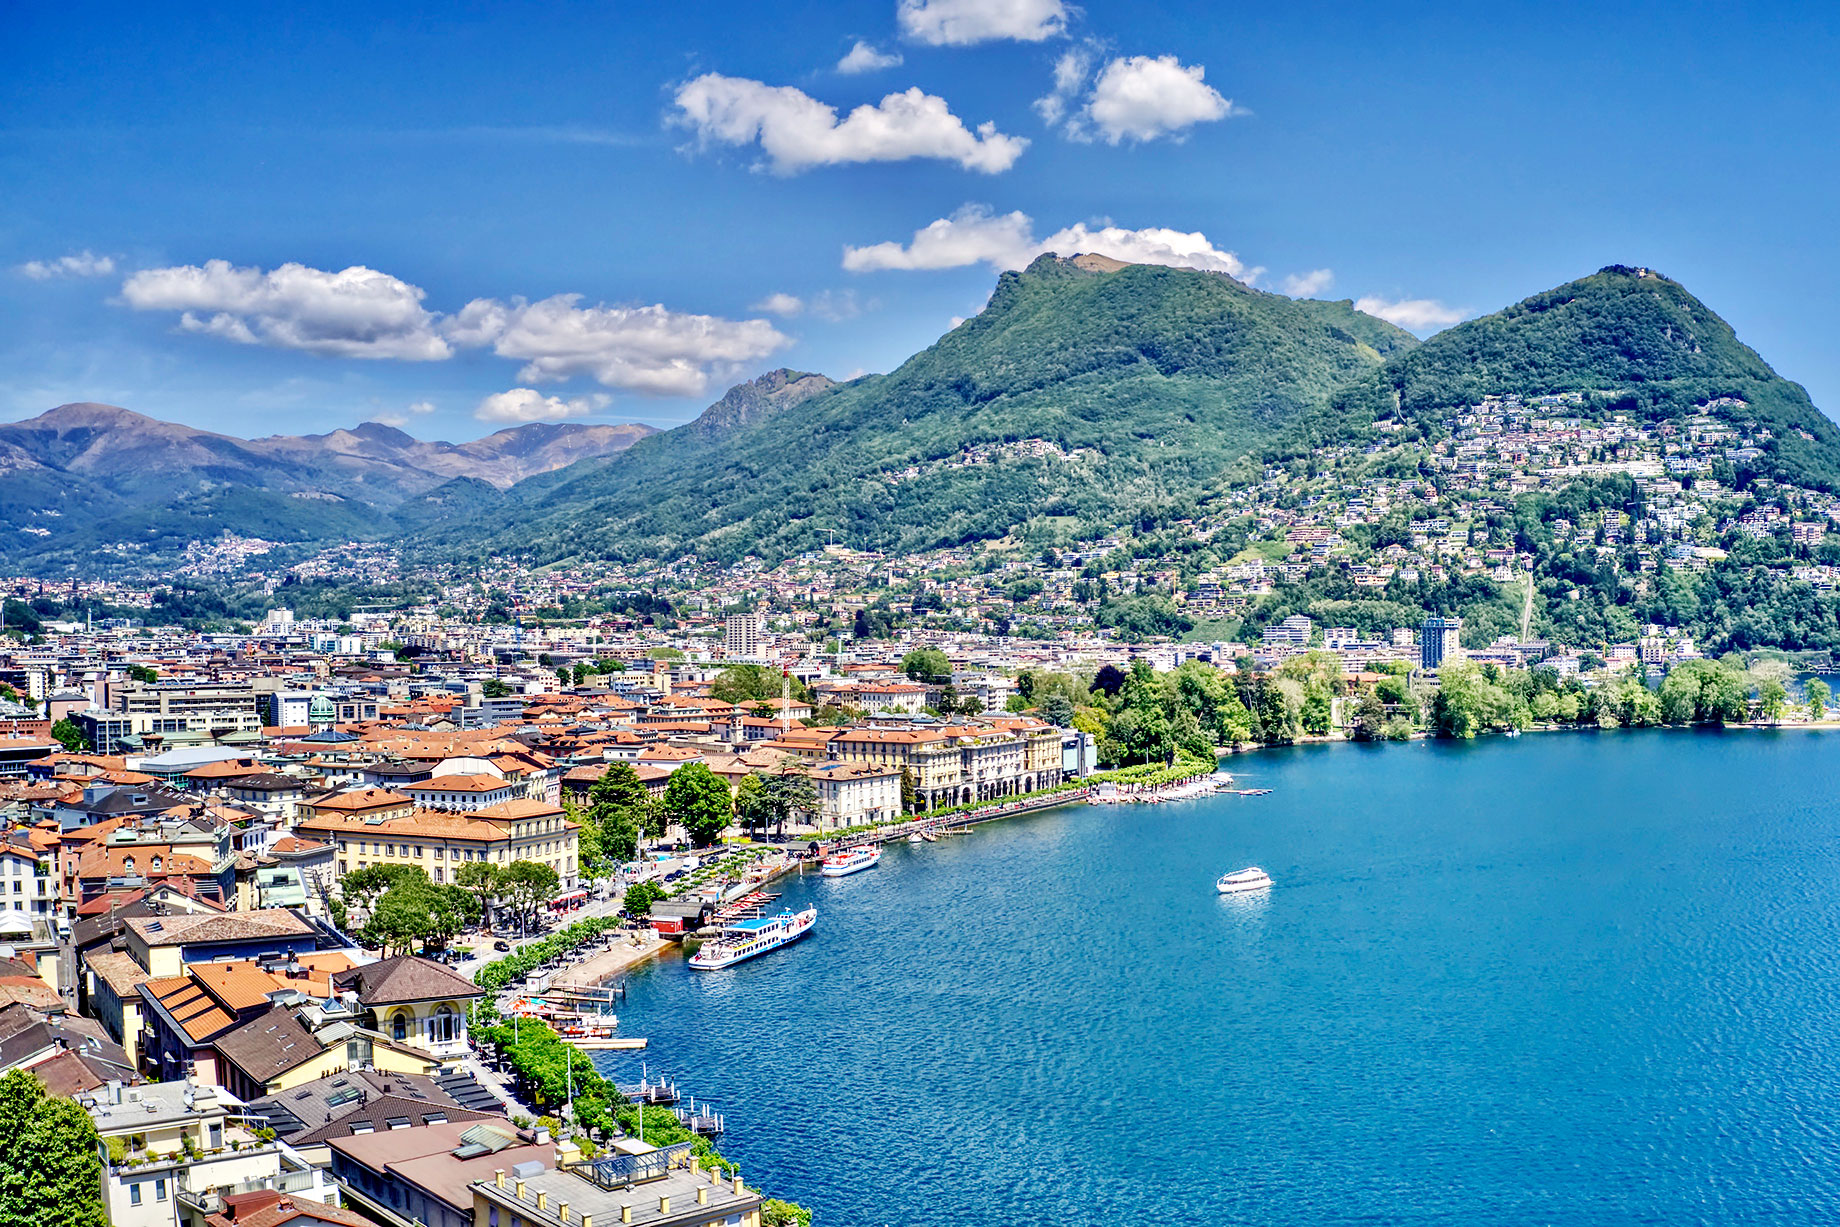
{"left": 733, "top": 1172, "right": 744, "bottom": 1195}
{"left": 619, "top": 1209, "right": 631, "bottom": 1225}
{"left": 535, "top": 1192, "right": 547, "bottom": 1212}
{"left": 696, "top": 1186, "right": 708, "bottom": 1206}
{"left": 558, "top": 1202, "right": 569, "bottom": 1223}
{"left": 494, "top": 1170, "right": 505, "bottom": 1189}
{"left": 514, "top": 1178, "right": 526, "bottom": 1200}
{"left": 582, "top": 1218, "right": 592, "bottom": 1227}
{"left": 657, "top": 1196, "right": 670, "bottom": 1215}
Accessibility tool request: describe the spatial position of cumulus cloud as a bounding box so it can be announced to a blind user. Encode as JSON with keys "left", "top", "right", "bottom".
{"left": 1354, "top": 295, "right": 1466, "bottom": 331}
{"left": 18, "top": 250, "right": 116, "bottom": 280}
{"left": 120, "top": 259, "right": 450, "bottom": 360}
{"left": 751, "top": 292, "right": 806, "bottom": 317}
{"left": 1033, "top": 47, "right": 1093, "bottom": 126}
{"left": 898, "top": 0, "right": 1068, "bottom": 45}
{"left": 1077, "top": 55, "right": 1237, "bottom": 143}
{"left": 446, "top": 295, "right": 791, "bottom": 397}
{"left": 1280, "top": 269, "right": 1335, "bottom": 297}
{"left": 837, "top": 40, "right": 903, "bottom": 73}
{"left": 475, "top": 388, "right": 611, "bottom": 423}
{"left": 843, "top": 205, "right": 1259, "bottom": 280}
{"left": 672, "top": 73, "right": 1027, "bottom": 174}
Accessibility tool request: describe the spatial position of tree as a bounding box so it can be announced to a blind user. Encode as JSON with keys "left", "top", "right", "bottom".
{"left": 586, "top": 764, "right": 652, "bottom": 858}
{"left": 1807, "top": 677, "right": 1831, "bottom": 722}
{"left": 622, "top": 880, "right": 667, "bottom": 919}
{"left": 899, "top": 766, "right": 919, "bottom": 813}
{"left": 0, "top": 1070, "right": 106, "bottom": 1227}
{"left": 339, "top": 862, "right": 422, "bottom": 924}
{"left": 48, "top": 717, "right": 87, "bottom": 753}
{"left": 900, "top": 648, "right": 951, "bottom": 684}
{"left": 482, "top": 677, "right": 514, "bottom": 699}
{"left": 749, "top": 769, "right": 817, "bottom": 838}
{"left": 1040, "top": 693, "right": 1076, "bottom": 728}
{"left": 711, "top": 664, "right": 800, "bottom": 705}
{"left": 498, "top": 861, "right": 561, "bottom": 935}
{"left": 1350, "top": 691, "right": 1388, "bottom": 741}
{"left": 455, "top": 860, "right": 500, "bottom": 929}
{"left": 1757, "top": 677, "right": 1788, "bottom": 723}
{"left": 125, "top": 663, "right": 158, "bottom": 684}
{"left": 663, "top": 762, "right": 734, "bottom": 848}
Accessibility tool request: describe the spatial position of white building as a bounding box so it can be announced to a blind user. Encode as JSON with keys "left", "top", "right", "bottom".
{"left": 85, "top": 1080, "right": 337, "bottom": 1227}
{"left": 807, "top": 760, "right": 903, "bottom": 829}
{"left": 724, "top": 612, "right": 765, "bottom": 661}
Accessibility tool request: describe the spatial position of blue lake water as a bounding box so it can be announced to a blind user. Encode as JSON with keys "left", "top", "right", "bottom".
{"left": 595, "top": 730, "right": 1840, "bottom": 1225}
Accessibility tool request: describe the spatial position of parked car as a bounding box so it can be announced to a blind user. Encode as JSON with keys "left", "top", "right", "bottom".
{"left": 494, "top": 940, "right": 513, "bottom": 952}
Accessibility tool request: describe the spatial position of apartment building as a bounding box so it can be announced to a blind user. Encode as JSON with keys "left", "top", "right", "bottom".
{"left": 297, "top": 798, "right": 579, "bottom": 890}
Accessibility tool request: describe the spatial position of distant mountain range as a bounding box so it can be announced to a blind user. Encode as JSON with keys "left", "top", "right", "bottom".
{"left": 0, "top": 406, "right": 653, "bottom": 567}
{"left": 5, "top": 258, "right": 1835, "bottom": 576}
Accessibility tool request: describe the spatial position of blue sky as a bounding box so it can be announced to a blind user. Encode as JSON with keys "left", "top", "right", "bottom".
{"left": 3, "top": 0, "right": 1837, "bottom": 441}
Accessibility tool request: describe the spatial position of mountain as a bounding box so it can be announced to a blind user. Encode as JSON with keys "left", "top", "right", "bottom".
{"left": 0, "top": 405, "right": 655, "bottom": 569}
{"left": 458, "top": 255, "right": 1418, "bottom": 563}
{"left": 1333, "top": 265, "right": 1840, "bottom": 489}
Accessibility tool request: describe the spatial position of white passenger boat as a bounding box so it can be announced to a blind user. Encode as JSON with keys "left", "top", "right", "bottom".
{"left": 819, "top": 844, "right": 881, "bottom": 877}
{"left": 688, "top": 907, "right": 817, "bottom": 970}
{"left": 1216, "top": 866, "right": 1274, "bottom": 894}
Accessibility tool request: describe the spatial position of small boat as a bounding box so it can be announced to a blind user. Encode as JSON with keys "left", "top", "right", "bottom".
{"left": 819, "top": 845, "right": 881, "bottom": 877}
{"left": 920, "top": 829, "right": 939, "bottom": 843}
{"left": 1216, "top": 866, "right": 1274, "bottom": 894}
{"left": 688, "top": 907, "right": 818, "bottom": 970}
{"left": 907, "top": 833, "right": 924, "bottom": 843}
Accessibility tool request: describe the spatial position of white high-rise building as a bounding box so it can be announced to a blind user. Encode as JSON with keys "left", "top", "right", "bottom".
{"left": 725, "top": 612, "right": 765, "bottom": 661}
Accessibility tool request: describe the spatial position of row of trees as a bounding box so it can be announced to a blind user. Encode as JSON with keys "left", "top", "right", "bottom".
{"left": 577, "top": 761, "right": 743, "bottom": 855}
{"left": 332, "top": 859, "right": 563, "bottom": 951}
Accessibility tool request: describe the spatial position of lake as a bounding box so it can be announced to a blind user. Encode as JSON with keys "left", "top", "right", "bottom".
{"left": 595, "top": 729, "right": 1840, "bottom": 1225}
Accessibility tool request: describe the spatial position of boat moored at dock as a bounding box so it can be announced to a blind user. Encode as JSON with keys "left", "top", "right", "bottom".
{"left": 689, "top": 906, "right": 818, "bottom": 970}
{"left": 1216, "top": 866, "right": 1274, "bottom": 894}
{"left": 819, "top": 845, "right": 881, "bottom": 876}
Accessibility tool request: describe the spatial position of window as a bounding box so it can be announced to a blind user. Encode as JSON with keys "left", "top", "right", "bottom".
{"left": 129, "top": 1185, "right": 142, "bottom": 1207}
{"left": 391, "top": 1011, "right": 410, "bottom": 1042}
{"left": 155, "top": 1178, "right": 167, "bottom": 1201}
{"left": 431, "top": 1003, "right": 461, "bottom": 1044}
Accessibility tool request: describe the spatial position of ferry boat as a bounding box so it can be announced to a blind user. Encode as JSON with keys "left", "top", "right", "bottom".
{"left": 819, "top": 844, "right": 881, "bottom": 877}
{"left": 688, "top": 907, "right": 817, "bottom": 970}
{"left": 1216, "top": 866, "right": 1274, "bottom": 894}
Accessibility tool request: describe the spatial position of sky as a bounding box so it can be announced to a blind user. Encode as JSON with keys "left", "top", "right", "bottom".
{"left": 3, "top": 0, "right": 1837, "bottom": 441}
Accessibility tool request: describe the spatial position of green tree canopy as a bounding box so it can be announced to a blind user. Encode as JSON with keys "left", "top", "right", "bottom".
{"left": 901, "top": 648, "right": 952, "bottom": 684}
{"left": 663, "top": 762, "right": 734, "bottom": 848}
{"left": 0, "top": 1069, "right": 107, "bottom": 1227}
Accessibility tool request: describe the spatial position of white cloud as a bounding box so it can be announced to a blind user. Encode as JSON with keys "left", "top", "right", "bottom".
{"left": 1354, "top": 295, "right": 1466, "bottom": 331}
{"left": 371, "top": 399, "right": 437, "bottom": 428}
{"left": 1033, "top": 47, "right": 1092, "bottom": 125}
{"left": 843, "top": 205, "right": 1259, "bottom": 280}
{"left": 1079, "top": 55, "right": 1237, "bottom": 143}
{"left": 898, "top": 0, "right": 1068, "bottom": 45}
{"left": 475, "top": 388, "right": 610, "bottom": 424}
{"left": 810, "top": 289, "right": 863, "bottom": 321}
{"left": 1280, "top": 269, "right": 1335, "bottom": 297}
{"left": 672, "top": 74, "right": 1027, "bottom": 174}
{"left": 751, "top": 292, "right": 805, "bottom": 317}
{"left": 18, "top": 250, "right": 116, "bottom": 280}
{"left": 446, "top": 295, "right": 791, "bottom": 397}
{"left": 120, "top": 259, "right": 450, "bottom": 360}
{"left": 837, "top": 40, "right": 903, "bottom": 73}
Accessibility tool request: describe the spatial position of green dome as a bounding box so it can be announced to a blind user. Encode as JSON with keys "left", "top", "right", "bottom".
{"left": 308, "top": 694, "right": 336, "bottom": 723}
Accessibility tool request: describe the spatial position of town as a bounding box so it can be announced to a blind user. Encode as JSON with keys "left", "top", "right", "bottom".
{"left": 0, "top": 393, "right": 1832, "bottom": 1227}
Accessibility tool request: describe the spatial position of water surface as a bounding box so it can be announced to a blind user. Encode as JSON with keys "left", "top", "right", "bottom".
{"left": 597, "top": 730, "right": 1840, "bottom": 1225}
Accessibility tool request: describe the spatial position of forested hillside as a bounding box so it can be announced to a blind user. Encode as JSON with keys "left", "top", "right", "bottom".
{"left": 453, "top": 255, "right": 1417, "bottom": 564}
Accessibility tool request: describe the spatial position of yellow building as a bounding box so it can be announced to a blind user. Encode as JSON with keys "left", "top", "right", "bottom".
{"left": 298, "top": 797, "right": 580, "bottom": 889}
